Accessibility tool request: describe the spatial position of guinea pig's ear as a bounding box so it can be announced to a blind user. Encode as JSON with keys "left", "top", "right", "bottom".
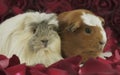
{"left": 58, "top": 12, "right": 68, "bottom": 20}
{"left": 58, "top": 11, "right": 82, "bottom": 32}
{"left": 99, "top": 16, "right": 105, "bottom": 26}
{"left": 58, "top": 12, "right": 69, "bottom": 25}
{"left": 65, "top": 21, "right": 81, "bottom": 32}
{"left": 23, "top": 16, "right": 37, "bottom": 34}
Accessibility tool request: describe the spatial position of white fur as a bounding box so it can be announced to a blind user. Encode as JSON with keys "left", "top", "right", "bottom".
{"left": 81, "top": 13, "right": 102, "bottom": 26}
{"left": 0, "top": 12, "right": 62, "bottom": 67}
{"left": 99, "top": 52, "right": 112, "bottom": 59}
{"left": 81, "top": 13, "right": 107, "bottom": 46}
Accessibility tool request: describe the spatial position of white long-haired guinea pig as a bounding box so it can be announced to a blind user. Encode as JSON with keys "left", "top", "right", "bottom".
{"left": 0, "top": 12, "right": 62, "bottom": 67}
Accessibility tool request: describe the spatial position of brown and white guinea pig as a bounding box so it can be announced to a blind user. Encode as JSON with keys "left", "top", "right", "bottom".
{"left": 0, "top": 12, "right": 62, "bottom": 67}
{"left": 58, "top": 9, "right": 108, "bottom": 62}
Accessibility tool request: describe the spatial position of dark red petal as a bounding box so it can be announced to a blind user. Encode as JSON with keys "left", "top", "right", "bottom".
{"left": 0, "top": 59, "right": 9, "bottom": 69}
{"left": 104, "top": 27, "right": 118, "bottom": 52}
{"left": 0, "top": 0, "right": 8, "bottom": 16}
{"left": 8, "top": 55, "right": 20, "bottom": 67}
{"left": 47, "top": 68, "right": 69, "bottom": 75}
{"left": 114, "top": 50, "right": 120, "bottom": 62}
{"left": 30, "top": 69, "right": 47, "bottom": 75}
{"left": 6, "top": 64, "right": 26, "bottom": 75}
{"left": 12, "top": 6, "right": 23, "bottom": 15}
{"left": 48, "top": 56, "right": 81, "bottom": 75}
{"left": 29, "top": 64, "right": 46, "bottom": 72}
{"left": 97, "top": 57, "right": 112, "bottom": 64}
{"left": 63, "top": 55, "right": 82, "bottom": 66}
{"left": 108, "top": 49, "right": 120, "bottom": 63}
{"left": 0, "top": 55, "right": 8, "bottom": 60}
{"left": 49, "top": 61, "right": 78, "bottom": 75}
{"left": 116, "top": 65, "right": 120, "bottom": 71}
{"left": 80, "top": 58, "right": 114, "bottom": 75}
{"left": 49, "top": 56, "right": 81, "bottom": 67}
{"left": 0, "top": 55, "right": 9, "bottom": 69}
{"left": 0, "top": 70, "right": 7, "bottom": 75}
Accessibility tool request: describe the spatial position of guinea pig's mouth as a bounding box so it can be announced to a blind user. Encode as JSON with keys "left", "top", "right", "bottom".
{"left": 80, "top": 48, "right": 101, "bottom": 52}
{"left": 85, "top": 51, "right": 99, "bottom": 54}
{"left": 31, "top": 45, "right": 50, "bottom": 52}
{"left": 80, "top": 52, "right": 99, "bottom": 57}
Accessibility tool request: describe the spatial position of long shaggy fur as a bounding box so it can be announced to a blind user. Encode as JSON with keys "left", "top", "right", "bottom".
{"left": 0, "top": 12, "right": 62, "bottom": 67}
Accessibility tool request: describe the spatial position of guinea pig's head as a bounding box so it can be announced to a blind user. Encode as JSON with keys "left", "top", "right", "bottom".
{"left": 58, "top": 9, "right": 107, "bottom": 62}
{"left": 29, "top": 22, "right": 60, "bottom": 51}
{"left": 24, "top": 12, "right": 61, "bottom": 53}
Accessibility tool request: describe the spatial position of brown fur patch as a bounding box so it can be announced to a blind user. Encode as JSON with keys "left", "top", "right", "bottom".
{"left": 58, "top": 9, "right": 105, "bottom": 63}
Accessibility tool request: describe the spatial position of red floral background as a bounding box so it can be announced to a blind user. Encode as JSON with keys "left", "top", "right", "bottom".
{"left": 0, "top": 0, "right": 120, "bottom": 75}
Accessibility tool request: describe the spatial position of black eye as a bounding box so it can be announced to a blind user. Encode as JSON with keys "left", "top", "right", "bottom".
{"left": 33, "top": 28, "right": 36, "bottom": 33}
{"left": 48, "top": 25, "right": 53, "bottom": 30}
{"left": 48, "top": 24, "right": 58, "bottom": 31}
{"left": 85, "top": 28, "right": 92, "bottom": 34}
{"left": 30, "top": 23, "right": 38, "bottom": 34}
{"left": 31, "top": 26, "right": 37, "bottom": 34}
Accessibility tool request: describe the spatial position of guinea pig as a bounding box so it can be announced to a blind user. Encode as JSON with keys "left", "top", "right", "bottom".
{"left": 58, "top": 9, "right": 107, "bottom": 62}
{"left": 0, "top": 12, "right": 62, "bottom": 67}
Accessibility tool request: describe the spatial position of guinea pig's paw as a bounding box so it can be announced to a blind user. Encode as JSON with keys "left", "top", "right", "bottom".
{"left": 99, "top": 52, "right": 112, "bottom": 59}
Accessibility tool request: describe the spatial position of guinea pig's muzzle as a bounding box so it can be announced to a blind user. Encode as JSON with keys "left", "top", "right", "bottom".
{"left": 99, "top": 41, "right": 106, "bottom": 49}
{"left": 41, "top": 39, "right": 48, "bottom": 47}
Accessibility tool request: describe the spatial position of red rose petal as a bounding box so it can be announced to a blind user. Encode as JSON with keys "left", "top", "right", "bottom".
{"left": 0, "top": 55, "right": 9, "bottom": 69}
{"left": 8, "top": 55, "right": 20, "bottom": 67}
{"left": 49, "top": 61, "right": 78, "bottom": 75}
{"left": 0, "top": 55, "right": 8, "bottom": 60}
{"left": 30, "top": 69, "right": 47, "bottom": 75}
{"left": 12, "top": 6, "right": 23, "bottom": 14}
{"left": 0, "top": 0, "right": 8, "bottom": 16}
{"left": 29, "top": 64, "right": 46, "bottom": 72}
{"left": 47, "top": 68, "right": 69, "bottom": 75}
{"left": 0, "top": 70, "right": 7, "bottom": 75}
{"left": 80, "top": 58, "right": 114, "bottom": 75}
{"left": 63, "top": 55, "right": 82, "bottom": 66}
{"left": 114, "top": 50, "right": 120, "bottom": 62}
{"left": 0, "top": 59, "right": 9, "bottom": 69}
{"left": 6, "top": 64, "right": 26, "bottom": 75}
{"left": 116, "top": 65, "right": 120, "bottom": 71}
{"left": 108, "top": 49, "right": 120, "bottom": 63}
{"left": 48, "top": 56, "right": 81, "bottom": 75}
{"left": 45, "top": 0, "right": 72, "bottom": 14}
{"left": 97, "top": 57, "right": 112, "bottom": 64}
{"left": 104, "top": 27, "right": 118, "bottom": 52}
{"left": 49, "top": 56, "right": 81, "bottom": 67}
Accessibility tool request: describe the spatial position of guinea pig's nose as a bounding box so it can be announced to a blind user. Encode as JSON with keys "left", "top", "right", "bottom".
{"left": 99, "top": 41, "right": 105, "bottom": 45}
{"left": 41, "top": 40, "right": 48, "bottom": 47}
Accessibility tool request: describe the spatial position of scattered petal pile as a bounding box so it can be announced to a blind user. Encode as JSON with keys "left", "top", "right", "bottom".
{"left": 0, "top": 53, "right": 120, "bottom": 75}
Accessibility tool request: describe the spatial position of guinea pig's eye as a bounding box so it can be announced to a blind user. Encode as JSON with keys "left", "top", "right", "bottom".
{"left": 30, "top": 23, "right": 38, "bottom": 34}
{"left": 85, "top": 28, "right": 92, "bottom": 34}
{"left": 48, "top": 25, "right": 53, "bottom": 30}
{"left": 48, "top": 24, "right": 58, "bottom": 31}
{"left": 31, "top": 25, "right": 37, "bottom": 34}
{"left": 32, "top": 28, "right": 36, "bottom": 34}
